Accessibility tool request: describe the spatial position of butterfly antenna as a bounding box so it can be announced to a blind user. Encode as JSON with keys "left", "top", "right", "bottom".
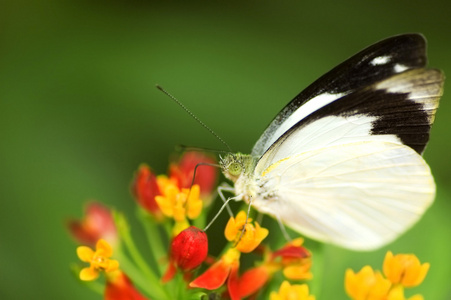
{"left": 156, "top": 85, "right": 232, "bottom": 152}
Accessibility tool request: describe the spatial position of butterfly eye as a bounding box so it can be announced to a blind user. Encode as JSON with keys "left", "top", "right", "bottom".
{"left": 228, "top": 162, "right": 243, "bottom": 177}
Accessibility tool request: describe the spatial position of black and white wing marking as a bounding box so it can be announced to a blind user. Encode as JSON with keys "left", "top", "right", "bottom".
{"left": 249, "top": 34, "right": 443, "bottom": 250}
{"left": 252, "top": 34, "right": 429, "bottom": 157}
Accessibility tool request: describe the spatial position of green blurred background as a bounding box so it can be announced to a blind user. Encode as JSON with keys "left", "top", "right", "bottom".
{"left": 1, "top": 1, "right": 450, "bottom": 299}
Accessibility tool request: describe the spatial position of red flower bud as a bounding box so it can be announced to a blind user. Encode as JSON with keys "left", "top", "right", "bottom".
{"left": 68, "top": 202, "right": 117, "bottom": 247}
{"left": 169, "top": 152, "right": 218, "bottom": 198}
{"left": 163, "top": 226, "right": 208, "bottom": 282}
{"left": 132, "top": 164, "right": 163, "bottom": 219}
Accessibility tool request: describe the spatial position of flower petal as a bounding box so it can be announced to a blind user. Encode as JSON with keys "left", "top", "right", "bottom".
{"left": 190, "top": 260, "right": 232, "bottom": 290}
{"left": 79, "top": 267, "right": 100, "bottom": 281}
{"left": 77, "top": 246, "right": 94, "bottom": 262}
{"left": 96, "top": 239, "right": 113, "bottom": 257}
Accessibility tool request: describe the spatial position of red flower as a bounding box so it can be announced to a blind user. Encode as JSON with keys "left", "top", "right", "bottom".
{"left": 68, "top": 202, "right": 117, "bottom": 247}
{"left": 169, "top": 152, "right": 218, "bottom": 202}
{"left": 105, "top": 270, "right": 148, "bottom": 300}
{"left": 132, "top": 165, "right": 163, "bottom": 220}
{"left": 163, "top": 226, "right": 209, "bottom": 283}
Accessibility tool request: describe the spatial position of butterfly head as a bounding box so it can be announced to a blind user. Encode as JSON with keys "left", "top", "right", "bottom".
{"left": 219, "top": 153, "right": 256, "bottom": 183}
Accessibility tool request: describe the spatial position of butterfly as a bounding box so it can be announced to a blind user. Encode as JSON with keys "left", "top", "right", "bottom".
{"left": 219, "top": 33, "right": 444, "bottom": 250}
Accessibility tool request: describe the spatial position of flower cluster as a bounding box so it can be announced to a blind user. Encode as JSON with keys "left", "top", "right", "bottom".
{"left": 345, "top": 251, "right": 430, "bottom": 300}
{"left": 67, "top": 152, "right": 431, "bottom": 300}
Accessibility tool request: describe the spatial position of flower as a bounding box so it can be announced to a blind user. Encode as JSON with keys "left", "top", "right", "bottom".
{"left": 383, "top": 251, "right": 430, "bottom": 288}
{"left": 224, "top": 211, "right": 269, "bottom": 253}
{"left": 270, "top": 281, "right": 315, "bottom": 300}
{"left": 77, "top": 239, "right": 120, "bottom": 281}
{"left": 68, "top": 202, "right": 117, "bottom": 247}
{"left": 386, "top": 285, "right": 424, "bottom": 300}
{"left": 132, "top": 164, "right": 164, "bottom": 220}
{"left": 156, "top": 176, "right": 203, "bottom": 235}
{"left": 272, "top": 238, "right": 312, "bottom": 280}
{"left": 345, "top": 266, "right": 391, "bottom": 300}
{"left": 104, "top": 270, "right": 148, "bottom": 300}
{"left": 169, "top": 152, "right": 218, "bottom": 202}
{"left": 163, "top": 226, "right": 209, "bottom": 283}
{"left": 190, "top": 248, "right": 241, "bottom": 290}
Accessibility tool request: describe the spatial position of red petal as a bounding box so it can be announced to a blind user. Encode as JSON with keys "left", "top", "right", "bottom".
{"left": 237, "top": 266, "right": 270, "bottom": 298}
{"left": 227, "top": 262, "right": 241, "bottom": 300}
{"left": 170, "top": 152, "right": 218, "bottom": 196}
{"left": 105, "top": 272, "right": 148, "bottom": 300}
{"left": 190, "top": 260, "right": 231, "bottom": 290}
{"left": 162, "top": 261, "right": 177, "bottom": 283}
{"left": 272, "top": 245, "right": 310, "bottom": 259}
{"left": 132, "top": 165, "right": 162, "bottom": 216}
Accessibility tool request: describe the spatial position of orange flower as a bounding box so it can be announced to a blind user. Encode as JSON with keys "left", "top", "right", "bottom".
{"left": 104, "top": 270, "right": 148, "bottom": 300}
{"left": 270, "top": 281, "right": 315, "bottom": 300}
{"left": 383, "top": 251, "right": 430, "bottom": 288}
{"left": 345, "top": 266, "right": 391, "bottom": 300}
{"left": 77, "top": 239, "right": 119, "bottom": 281}
{"left": 68, "top": 202, "right": 117, "bottom": 247}
{"left": 224, "top": 211, "right": 268, "bottom": 253}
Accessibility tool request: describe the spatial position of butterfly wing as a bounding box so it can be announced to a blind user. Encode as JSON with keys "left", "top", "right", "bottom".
{"left": 252, "top": 34, "right": 428, "bottom": 157}
{"left": 253, "top": 141, "right": 434, "bottom": 250}
{"left": 251, "top": 62, "right": 443, "bottom": 250}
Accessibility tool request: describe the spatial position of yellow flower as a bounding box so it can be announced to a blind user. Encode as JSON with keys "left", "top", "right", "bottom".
{"left": 386, "top": 285, "right": 424, "bottom": 300}
{"left": 383, "top": 251, "right": 430, "bottom": 287}
{"left": 345, "top": 266, "right": 391, "bottom": 300}
{"left": 270, "top": 281, "right": 315, "bottom": 300}
{"left": 155, "top": 176, "right": 203, "bottom": 222}
{"left": 77, "top": 239, "right": 119, "bottom": 281}
{"left": 224, "top": 210, "right": 269, "bottom": 253}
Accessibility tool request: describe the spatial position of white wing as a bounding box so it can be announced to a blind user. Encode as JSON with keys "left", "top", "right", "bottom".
{"left": 252, "top": 141, "right": 435, "bottom": 250}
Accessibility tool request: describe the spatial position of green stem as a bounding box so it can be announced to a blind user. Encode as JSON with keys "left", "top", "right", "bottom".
{"left": 136, "top": 207, "right": 167, "bottom": 276}
{"left": 114, "top": 211, "right": 171, "bottom": 300}
{"left": 309, "top": 240, "right": 325, "bottom": 299}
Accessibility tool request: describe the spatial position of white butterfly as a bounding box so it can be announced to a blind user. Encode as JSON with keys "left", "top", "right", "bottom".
{"left": 220, "top": 34, "right": 444, "bottom": 250}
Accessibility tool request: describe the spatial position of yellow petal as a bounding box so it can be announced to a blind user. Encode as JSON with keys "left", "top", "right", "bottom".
{"left": 79, "top": 267, "right": 99, "bottom": 281}
{"left": 155, "top": 195, "right": 174, "bottom": 217}
{"left": 224, "top": 216, "right": 238, "bottom": 241}
{"left": 96, "top": 239, "right": 113, "bottom": 257}
{"left": 77, "top": 246, "right": 94, "bottom": 262}
{"left": 172, "top": 219, "right": 190, "bottom": 236}
{"left": 186, "top": 185, "right": 203, "bottom": 219}
{"left": 105, "top": 259, "right": 120, "bottom": 272}
{"left": 236, "top": 222, "right": 268, "bottom": 253}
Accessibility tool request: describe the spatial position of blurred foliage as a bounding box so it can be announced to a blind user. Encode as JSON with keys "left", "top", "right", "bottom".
{"left": 1, "top": 0, "right": 450, "bottom": 299}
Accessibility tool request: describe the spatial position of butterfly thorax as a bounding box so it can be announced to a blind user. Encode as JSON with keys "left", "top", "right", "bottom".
{"left": 220, "top": 153, "right": 259, "bottom": 201}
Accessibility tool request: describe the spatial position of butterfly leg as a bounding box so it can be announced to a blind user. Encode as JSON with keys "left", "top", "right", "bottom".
{"left": 203, "top": 184, "right": 241, "bottom": 231}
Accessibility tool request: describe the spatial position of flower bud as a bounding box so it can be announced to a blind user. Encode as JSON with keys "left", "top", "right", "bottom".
{"left": 171, "top": 226, "right": 208, "bottom": 271}
{"left": 163, "top": 226, "right": 208, "bottom": 282}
